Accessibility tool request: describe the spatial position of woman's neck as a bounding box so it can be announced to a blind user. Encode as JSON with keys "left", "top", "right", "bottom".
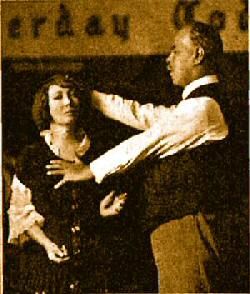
{"left": 50, "top": 123, "right": 76, "bottom": 143}
{"left": 48, "top": 124, "right": 88, "bottom": 161}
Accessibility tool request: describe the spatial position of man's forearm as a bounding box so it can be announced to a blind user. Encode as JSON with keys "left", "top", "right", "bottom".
{"left": 90, "top": 124, "right": 163, "bottom": 183}
{"left": 91, "top": 90, "right": 172, "bottom": 130}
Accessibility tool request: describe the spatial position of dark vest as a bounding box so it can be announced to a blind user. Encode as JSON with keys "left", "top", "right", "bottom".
{"left": 140, "top": 83, "right": 231, "bottom": 232}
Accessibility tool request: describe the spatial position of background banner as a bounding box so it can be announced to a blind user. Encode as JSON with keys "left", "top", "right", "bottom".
{"left": 2, "top": 0, "right": 248, "bottom": 57}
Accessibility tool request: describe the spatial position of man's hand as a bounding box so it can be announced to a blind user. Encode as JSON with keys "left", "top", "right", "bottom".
{"left": 100, "top": 191, "right": 127, "bottom": 217}
{"left": 46, "top": 160, "right": 94, "bottom": 189}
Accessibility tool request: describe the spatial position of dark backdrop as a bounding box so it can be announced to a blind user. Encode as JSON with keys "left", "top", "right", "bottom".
{"left": 2, "top": 53, "right": 249, "bottom": 291}
{"left": 2, "top": 53, "right": 248, "bottom": 154}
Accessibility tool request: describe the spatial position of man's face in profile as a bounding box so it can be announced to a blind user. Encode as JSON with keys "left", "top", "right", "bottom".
{"left": 167, "top": 27, "right": 196, "bottom": 87}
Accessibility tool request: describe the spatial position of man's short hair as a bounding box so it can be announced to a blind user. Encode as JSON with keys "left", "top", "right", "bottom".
{"left": 187, "top": 21, "right": 223, "bottom": 68}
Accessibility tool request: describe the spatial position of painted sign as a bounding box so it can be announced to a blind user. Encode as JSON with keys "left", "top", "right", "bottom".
{"left": 2, "top": 0, "right": 248, "bottom": 57}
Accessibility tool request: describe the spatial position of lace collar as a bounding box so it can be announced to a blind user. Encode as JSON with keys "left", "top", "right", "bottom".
{"left": 40, "top": 129, "right": 91, "bottom": 160}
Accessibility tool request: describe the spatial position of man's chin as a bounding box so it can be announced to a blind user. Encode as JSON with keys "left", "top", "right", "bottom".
{"left": 171, "top": 78, "right": 178, "bottom": 86}
{"left": 169, "top": 73, "right": 176, "bottom": 84}
{"left": 171, "top": 78, "right": 183, "bottom": 87}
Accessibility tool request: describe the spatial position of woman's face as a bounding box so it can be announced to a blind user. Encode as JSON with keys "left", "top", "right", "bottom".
{"left": 48, "top": 84, "right": 80, "bottom": 126}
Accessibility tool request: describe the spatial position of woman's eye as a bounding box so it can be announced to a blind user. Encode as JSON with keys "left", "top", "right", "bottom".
{"left": 53, "top": 94, "right": 62, "bottom": 100}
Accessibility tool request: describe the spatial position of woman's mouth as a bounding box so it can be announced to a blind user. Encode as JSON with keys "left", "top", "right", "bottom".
{"left": 64, "top": 109, "right": 78, "bottom": 114}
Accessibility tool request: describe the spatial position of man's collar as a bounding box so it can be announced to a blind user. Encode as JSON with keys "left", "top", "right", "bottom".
{"left": 182, "top": 75, "right": 219, "bottom": 100}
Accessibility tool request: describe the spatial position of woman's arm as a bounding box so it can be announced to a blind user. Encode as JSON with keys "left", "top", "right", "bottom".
{"left": 8, "top": 175, "right": 69, "bottom": 263}
{"left": 8, "top": 175, "right": 45, "bottom": 244}
{"left": 27, "top": 223, "right": 69, "bottom": 263}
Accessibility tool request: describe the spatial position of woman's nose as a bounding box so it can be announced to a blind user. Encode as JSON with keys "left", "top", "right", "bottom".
{"left": 63, "top": 94, "right": 71, "bottom": 105}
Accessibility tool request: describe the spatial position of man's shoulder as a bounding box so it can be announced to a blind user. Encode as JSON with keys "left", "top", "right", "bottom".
{"left": 178, "top": 96, "right": 219, "bottom": 114}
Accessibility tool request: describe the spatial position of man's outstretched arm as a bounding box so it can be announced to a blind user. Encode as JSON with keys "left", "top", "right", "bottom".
{"left": 47, "top": 97, "right": 228, "bottom": 185}
{"left": 91, "top": 90, "right": 175, "bottom": 130}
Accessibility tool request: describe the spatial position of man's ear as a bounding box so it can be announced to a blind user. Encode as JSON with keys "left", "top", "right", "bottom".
{"left": 194, "top": 46, "right": 205, "bottom": 65}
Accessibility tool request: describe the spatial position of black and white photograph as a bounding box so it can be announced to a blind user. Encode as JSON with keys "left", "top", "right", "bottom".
{"left": 1, "top": 1, "right": 249, "bottom": 293}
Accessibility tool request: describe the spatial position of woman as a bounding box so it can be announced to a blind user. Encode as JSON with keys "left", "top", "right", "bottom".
{"left": 7, "top": 74, "right": 157, "bottom": 293}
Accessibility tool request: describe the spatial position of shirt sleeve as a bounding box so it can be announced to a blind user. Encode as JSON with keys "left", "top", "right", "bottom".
{"left": 91, "top": 90, "right": 175, "bottom": 130}
{"left": 7, "top": 175, "right": 44, "bottom": 245}
{"left": 90, "top": 97, "right": 228, "bottom": 184}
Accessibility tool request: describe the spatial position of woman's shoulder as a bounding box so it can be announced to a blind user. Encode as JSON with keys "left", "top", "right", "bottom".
{"left": 18, "top": 140, "right": 48, "bottom": 162}
{"left": 16, "top": 140, "right": 49, "bottom": 177}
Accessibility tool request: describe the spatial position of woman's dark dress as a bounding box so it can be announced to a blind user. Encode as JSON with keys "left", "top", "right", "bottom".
{"left": 9, "top": 137, "right": 157, "bottom": 293}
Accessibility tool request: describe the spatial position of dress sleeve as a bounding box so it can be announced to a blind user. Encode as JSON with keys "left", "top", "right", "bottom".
{"left": 7, "top": 175, "right": 45, "bottom": 245}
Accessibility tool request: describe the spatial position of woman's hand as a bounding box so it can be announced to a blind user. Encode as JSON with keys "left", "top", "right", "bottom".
{"left": 100, "top": 191, "right": 127, "bottom": 217}
{"left": 45, "top": 242, "right": 70, "bottom": 264}
{"left": 26, "top": 224, "right": 69, "bottom": 263}
{"left": 46, "top": 160, "right": 94, "bottom": 189}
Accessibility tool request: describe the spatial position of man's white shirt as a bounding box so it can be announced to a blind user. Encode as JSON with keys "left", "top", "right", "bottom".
{"left": 90, "top": 75, "right": 228, "bottom": 183}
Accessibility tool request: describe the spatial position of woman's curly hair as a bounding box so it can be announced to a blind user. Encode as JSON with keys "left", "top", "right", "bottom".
{"left": 32, "top": 74, "right": 92, "bottom": 131}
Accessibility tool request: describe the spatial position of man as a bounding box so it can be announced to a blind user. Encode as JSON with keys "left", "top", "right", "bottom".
{"left": 47, "top": 22, "right": 231, "bottom": 292}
